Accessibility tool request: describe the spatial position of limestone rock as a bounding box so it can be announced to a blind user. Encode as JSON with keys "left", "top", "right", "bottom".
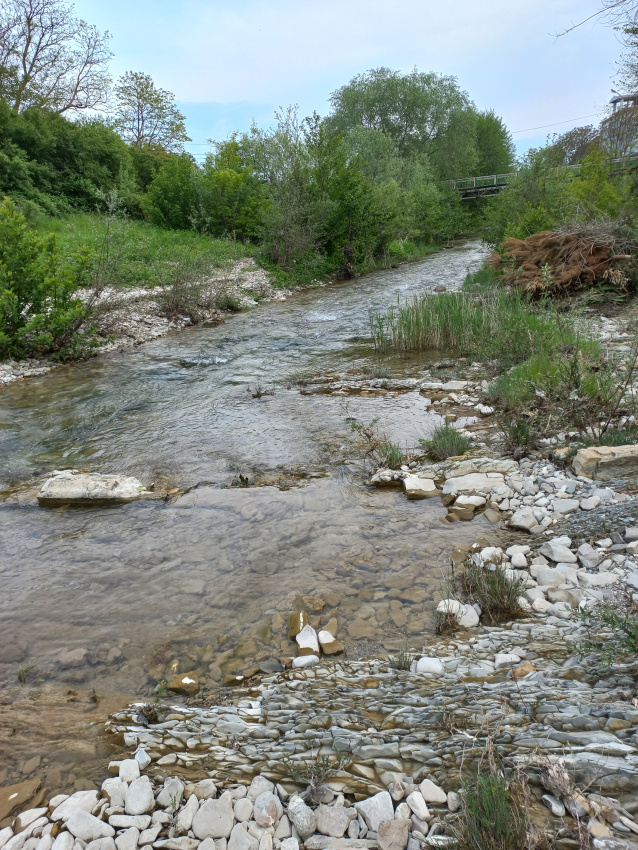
{"left": 52, "top": 791, "right": 99, "bottom": 823}
{"left": 508, "top": 508, "right": 538, "bottom": 532}
{"left": 406, "top": 792, "right": 429, "bottom": 821}
{"left": 227, "top": 824, "right": 258, "bottom": 850}
{"left": 287, "top": 796, "right": 317, "bottom": 840}
{"left": 415, "top": 657, "right": 445, "bottom": 676}
{"left": 193, "top": 780, "right": 217, "bottom": 800}
{"left": 253, "top": 793, "right": 282, "bottom": 828}
{"left": 355, "top": 791, "right": 395, "bottom": 832}
{"left": 402, "top": 476, "right": 439, "bottom": 499}
{"left": 247, "top": 778, "right": 274, "bottom": 803}
{"left": 578, "top": 543, "right": 602, "bottom": 570}
{"left": 295, "top": 625, "right": 319, "bottom": 656}
{"left": 114, "top": 829, "right": 139, "bottom": 850}
{"left": 156, "top": 779, "right": 184, "bottom": 811}
{"left": 378, "top": 819, "right": 410, "bottom": 850}
{"left": 38, "top": 472, "right": 145, "bottom": 506}
{"left": 573, "top": 445, "right": 638, "bottom": 481}
{"left": 288, "top": 612, "right": 309, "bottom": 639}
{"left": 192, "top": 793, "right": 234, "bottom": 840}
{"left": 442, "top": 473, "right": 504, "bottom": 496}
{"left": 66, "top": 812, "right": 115, "bottom": 843}
{"left": 318, "top": 630, "right": 344, "bottom": 655}
{"left": 315, "top": 805, "right": 351, "bottom": 838}
{"left": 539, "top": 541, "right": 577, "bottom": 563}
{"left": 419, "top": 780, "right": 447, "bottom": 805}
{"left": 167, "top": 672, "right": 200, "bottom": 695}
{"left": 233, "top": 799, "right": 253, "bottom": 823}
{"left": 291, "top": 655, "right": 319, "bottom": 669}
{"left": 125, "top": 778, "right": 155, "bottom": 816}
{"left": 118, "top": 760, "right": 140, "bottom": 783}
{"left": 174, "top": 796, "right": 199, "bottom": 835}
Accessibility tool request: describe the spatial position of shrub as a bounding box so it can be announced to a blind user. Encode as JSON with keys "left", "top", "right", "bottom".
{"left": 420, "top": 423, "right": 471, "bottom": 460}
{"left": 378, "top": 439, "right": 403, "bottom": 469}
{"left": 453, "top": 770, "right": 529, "bottom": 850}
{"left": 458, "top": 560, "right": 524, "bottom": 623}
{"left": 576, "top": 600, "right": 638, "bottom": 662}
{"left": 0, "top": 197, "right": 94, "bottom": 358}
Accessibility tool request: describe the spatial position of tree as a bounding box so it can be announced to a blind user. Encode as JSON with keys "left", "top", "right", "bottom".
{"left": 0, "top": 0, "right": 111, "bottom": 113}
{"left": 599, "top": 107, "right": 638, "bottom": 156}
{"left": 326, "top": 67, "right": 477, "bottom": 177}
{"left": 475, "top": 110, "right": 515, "bottom": 175}
{"left": 113, "top": 71, "right": 190, "bottom": 153}
{"left": 143, "top": 153, "right": 200, "bottom": 229}
{"left": 547, "top": 125, "right": 599, "bottom": 165}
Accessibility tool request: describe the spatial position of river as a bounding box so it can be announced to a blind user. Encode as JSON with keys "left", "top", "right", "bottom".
{"left": 0, "top": 241, "right": 486, "bottom": 793}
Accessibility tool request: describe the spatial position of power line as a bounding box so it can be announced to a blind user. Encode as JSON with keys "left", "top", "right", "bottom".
{"left": 512, "top": 113, "right": 602, "bottom": 134}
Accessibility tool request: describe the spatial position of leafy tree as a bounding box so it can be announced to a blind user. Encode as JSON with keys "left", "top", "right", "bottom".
{"left": 475, "top": 110, "right": 515, "bottom": 175}
{"left": 113, "top": 71, "right": 190, "bottom": 153}
{"left": 566, "top": 150, "right": 625, "bottom": 216}
{"left": 599, "top": 106, "right": 638, "bottom": 156}
{"left": 143, "top": 153, "right": 200, "bottom": 229}
{"left": 547, "top": 125, "right": 599, "bottom": 165}
{"left": 326, "top": 67, "right": 478, "bottom": 177}
{"left": 0, "top": 0, "right": 111, "bottom": 113}
{"left": 202, "top": 140, "right": 263, "bottom": 240}
{"left": 0, "top": 195, "right": 93, "bottom": 356}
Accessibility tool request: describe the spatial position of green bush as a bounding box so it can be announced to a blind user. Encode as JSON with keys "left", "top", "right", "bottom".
{"left": 577, "top": 601, "right": 638, "bottom": 662}
{"left": 458, "top": 561, "right": 524, "bottom": 623}
{"left": 420, "top": 424, "right": 471, "bottom": 460}
{"left": 453, "top": 771, "right": 529, "bottom": 850}
{"left": 0, "top": 197, "right": 93, "bottom": 358}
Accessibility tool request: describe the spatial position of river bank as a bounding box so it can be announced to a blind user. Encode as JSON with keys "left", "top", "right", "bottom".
{"left": 2, "top": 242, "right": 638, "bottom": 849}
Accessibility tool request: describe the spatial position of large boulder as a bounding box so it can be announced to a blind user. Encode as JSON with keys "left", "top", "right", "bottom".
{"left": 573, "top": 445, "right": 638, "bottom": 481}
{"left": 402, "top": 476, "right": 439, "bottom": 499}
{"left": 38, "top": 472, "right": 146, "bottom": 506}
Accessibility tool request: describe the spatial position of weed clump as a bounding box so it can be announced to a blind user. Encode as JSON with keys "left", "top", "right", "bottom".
{"left": 388, "top": 645, "right": 415, "bottom": 670}
{"left": 457, "top": 560, "right": 525, "bottom": 624}
{"left": 420, "top": 424, "right": 471, "bottom": 460}
{"left": 576, "top": 598, "right": 638, "bottom": 662}
{"left": 452, "top": 770, "right": 529, "bottom": 850}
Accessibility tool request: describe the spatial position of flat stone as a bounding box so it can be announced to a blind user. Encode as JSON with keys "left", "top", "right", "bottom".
{"left": 580, "top": 497, "right": 601, "bottom": 511}
{"left": 402, "top": 476, "right": 439, "bottom": 499}
{"left": 578, "top": 571, "right": 619, "bottom": 587}
{"left": 38, "top": 472, "right": 145, "bottom": 506}
{"left": 355, "top": 792, "right": 395, "bottom": 832}
{"left": 419, "top": 780, "right": 447, "bottom": 805}
{"left": 291, "top": 655, "right": 319, "bottom": 669}
{"left": 315, "top": 805, "right": 351, "bottom": 839}
{"left": 542, "top": 794, "right": 566, "bottom": 817}
{"left": 85, "top": 840, "right": 116, "bottom": 850}
{"left": 66, "top": 812, "right": 115, "bottom": 843}
{"left": 494, "top": 653, "right": 521, "bottom": 669}
{"left": 156, "top": 779, "right": 184, "bottom": 811}
{"left": 304, "top": 840, "right": 376, "bottom": 850}
{"left": 573, "top": 445, "right": 638, "bottom": 481}
{"left": 174, "top": 796, "right": 199, "bottom": 835}
{"left": 539, "top": 541, "right": 577, "bottom": 563}
{"left": 51, "top": 835, "right": 74, "bottom": 850}
{"left": 167, "top": 672, "right": 199, "bottom": 695}
{"left": 52, "top": 791, "right": 99, "bottom": 823}
{"left": 510, "top": 553, "right": 528, "bottom": 568}
{"left": 508, "top": 507, "right": 538, "bottom": 532}
{"left": 193, "top": 780, "right": 217, "bottom": 801}
{"left": 553, "top": 499, "right": 580, "bottom": 515}
{"left": 14, "top": 809, "right": 48, "bottom": 832}
{"left": 578, "top": 543, "right": 603, "bottom": 570}
{"left": 535, "top": 566, "right": 578, "bottom": 586}
{"left": 125, "top": 778, "right": 154, "bottom": 816}
{"left": 114, "top": 829, "right": 139, "bottom": 850}
{"left": 192, "top": 793, "right": 234, "bottom": 840}
{"left": 108, "top": 817, "right": 151, "bottom": 830}
{"left": 378, "top": 819, "right": 410, "bottom": 850}
{"left": 280, "top": 841, "right": 298, "bottom": 850}
{"left": 442, "top": 473, "right": 505, "bottom": 496}
{"left": 247, "top": 777, "right": 274, "bottom": 802}
{"left": 233, "top": 799, "right": 253, "bottom": 823}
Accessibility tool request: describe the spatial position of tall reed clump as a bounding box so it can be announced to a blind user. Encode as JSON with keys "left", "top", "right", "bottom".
{"left": 370, "top": 285, "right": 571, "bottom": 368}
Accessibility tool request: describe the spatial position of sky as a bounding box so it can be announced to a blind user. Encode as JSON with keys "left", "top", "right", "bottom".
{"left": 74, "top": 0, "right": 625, "bottom": 172}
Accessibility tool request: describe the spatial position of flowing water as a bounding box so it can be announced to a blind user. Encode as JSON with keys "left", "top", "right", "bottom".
{"left": 0, "top": 241, "right": 487, "bottom": 793}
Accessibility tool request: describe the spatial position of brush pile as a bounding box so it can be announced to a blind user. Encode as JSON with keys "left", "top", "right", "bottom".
{"left": 488, "top": 230, "right": 631, "bottom": 295}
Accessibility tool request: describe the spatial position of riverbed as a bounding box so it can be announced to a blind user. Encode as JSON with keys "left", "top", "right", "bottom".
{"left": 0, "top": 242, "right": 487, "bottom": 792}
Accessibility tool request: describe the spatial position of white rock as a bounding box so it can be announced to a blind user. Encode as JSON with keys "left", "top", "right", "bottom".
{"left": 134, "top": 750, "right": 151, "bottom": 771}
{"left": 192, "top": 793, "right": 234, "bottom": 840}
{"left": 174, "top": 796, "right": 199, "bottom": 835}
{"left": 156, "top": 779, "right": 184, "bottom": 811}
{"left": 280, "top": 841, "right": 298, "bottom": 850}
{"left": 233, "top": 800, "right": 253, "bottom": 823}
{"left": 578, "top": 571, "right": 619, "bottom": 587}
{"left": 457, "top": 604, "right": 480, "bottom": 628}
{"left": 66, "top": 813, "right": 115, "bottom": 843}
{"left": 295, "top": 625, "right": 319, "bottom": 655}
{"left": 317, "top": 630, "right": 336, "bottom": 647}
{"left": 37, "top": 472, "right": 145, "bottom": 506}
{"left": 508, "top": 508, "right": 538, "bottom": 532}
{"left": 442, "top": 472, "right": 504, "bottom": 496}
{"left": 253, "top": 793, "right": 282, "bottom": 828}
{"left": 247, "top": 777, "right": 274, "bottom": 802}
{"left": 118, "top": 760, "right": 140, "bottom": 783}
{"left": 108, "top": 818, "right": 150, "bottom": 831}
{"left": 510, "top": 553, "right": 528, "bottom": 569}
{"left": 416, "top": 657, "right": 445, "bottom": 676}
{"left": 0, "top": 830, "right": 13, "bottom": 850}
{"left": 354, "top": 792, "right": 394, "bottom": 832}
{"left": 506, "top": 545, "right": 530, "bottom": 557}
{"left": 455, "top": 495, "right": 486, "bottom": 508}
{"left": 532, "top": 597, "right": 553, "bottom": 613}
{"left": 51, "top": 835, "right": 74, "bottom": 850}
{"left": 436, "top": 599, "right": 462, "bottom": 616}
{"left": 193, "top": 780, "right": 217, "bottom": 800}
{"left": 539, "top": 541, "right": 577, "bottom": 563}
{"left": 419, "top": 780, "right": 447, "bottom": 805}
{"left": 402, "top": 476, "right": 439, "bottom": 499}
{"left": 479, "top": 547, "right": 503, "bottom": 564}
{"left": 114, "top": 829, "right": 139, "bottom": 850}
{"left": 406, "top": 792, "right": 430, "bottom": 821}
{"left": 286, "top": 797, "right": 317, "bottom": 840}
{"left": 52, "top": 792, "right": 99, "bottom": 823}
{"left": 291, "top": 655, "right": 319, "bottom": 669}
{"left": 124, "top": 778, "right": 154, "bottom": 816}
{"left": 494, "top": 653, "right": 521, "bottom": 669}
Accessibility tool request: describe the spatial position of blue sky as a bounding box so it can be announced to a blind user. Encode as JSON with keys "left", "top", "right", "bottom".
{"left": 75, "top": 0, "right": 623, "bottom": 172}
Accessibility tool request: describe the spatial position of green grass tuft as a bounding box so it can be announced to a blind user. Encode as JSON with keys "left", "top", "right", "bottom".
{"left": 420, "top": 424, "right": 471, "bottom": 460}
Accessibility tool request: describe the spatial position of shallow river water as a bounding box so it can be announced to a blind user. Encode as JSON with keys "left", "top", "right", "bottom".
{"left": 0, "top": 242, "right": 486, "bottom": 792}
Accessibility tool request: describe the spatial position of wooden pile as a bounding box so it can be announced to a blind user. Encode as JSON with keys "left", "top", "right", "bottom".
{"left": 488, "top": 231, "right": 630, "bottom": 295}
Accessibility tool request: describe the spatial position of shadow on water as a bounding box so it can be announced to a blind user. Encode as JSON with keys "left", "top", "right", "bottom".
{"left": 0, "top": 241, "right": 487, "bottom": 790}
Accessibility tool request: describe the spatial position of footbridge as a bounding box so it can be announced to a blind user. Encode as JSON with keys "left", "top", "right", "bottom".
{"left": 444, "top": 152, "right": 638, "bottom": 199}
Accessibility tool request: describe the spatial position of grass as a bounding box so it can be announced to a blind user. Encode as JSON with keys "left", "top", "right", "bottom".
{"left": 420, "top": 423, "right": 472, "bottom": 460}
{"left": 388, "top": 644, "right": 416, "bottom": 670}
{"left": 453, "top": 770, "right": 529, "bottom": 850}
{"left": 457, "top": 561, "right": 525, "bottom": 624}
{"left": 32, "top": 212, "right": 248, "bottom": 289}
{"left": 576, "top": 599, "right": 638, "bottom": 662}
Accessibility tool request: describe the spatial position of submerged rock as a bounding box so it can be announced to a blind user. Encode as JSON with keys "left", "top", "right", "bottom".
{"left": 37, "top": 471, "right": 146, "bottom": 506}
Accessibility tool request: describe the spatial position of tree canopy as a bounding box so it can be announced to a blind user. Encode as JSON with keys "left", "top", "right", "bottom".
{"left": 112, "top": 71, "right": 190, "bottom": 153}
{"left": 0, "top": 0, "right": 111, "bottom": 113}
